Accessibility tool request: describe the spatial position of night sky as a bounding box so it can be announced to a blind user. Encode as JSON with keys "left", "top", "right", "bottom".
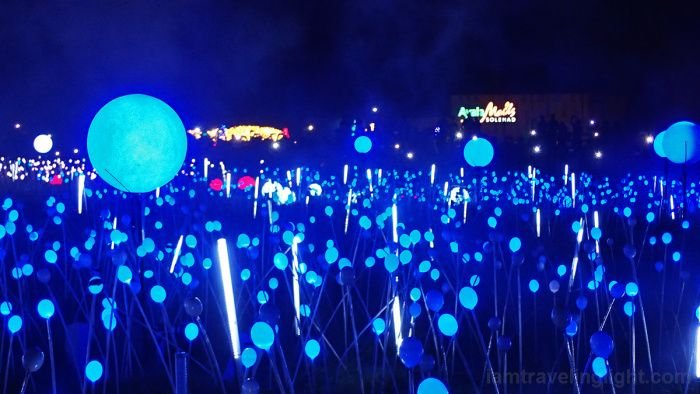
{"left": 1, "top": 0, "right": 699, "bottom": 148}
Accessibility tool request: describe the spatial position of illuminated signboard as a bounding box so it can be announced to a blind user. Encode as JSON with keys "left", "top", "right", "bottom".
{"left": 457, "top": 101, "right": 516, "bottom": 123}
{"left": 188, "top": 125, "right": 290, "bottom": 142}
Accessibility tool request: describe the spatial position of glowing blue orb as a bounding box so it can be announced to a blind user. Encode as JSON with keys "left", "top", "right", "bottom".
{"left": 87, "top": 94, "right": 187, "bottom": 193}
{"left": 251, "top": 321, "right": 275, "bottom": 350}
{"left": 241, "top": 348, "right": 257, "bottom": 368}
{"left": 508, "top": 237, "right": 521, "bottom": 252}
{"left": 463, "top": 137, "right": 494, "bottom": 167}
{"left": 184, "top": 322, "right": 199, "bottom": 341}
{"left": 437, "top": 314, "right": 458, "bottom": 336}
{"left": 37, "top": 299, "right": 55, "bottom": 319}
{"left": 417, "top": 377, "right": 448, "bottom": 394}
{"left": 528, "top": 280, "right": 540, "bottom": 293}
{"left": 150, "top": 285, "right": 167, "bottom": 303}
{"left": 662, "top": 121, "right": 699, "bottom": 163}
{"left": 592, "top": 357, "right": 608, "bottom": 378}
{"left": 372, "top": 318, "right": 386, "bottom": 335}
{"left": 85, "top": 360, "right": 104, "bottom": 383}
{"left": 653, "top": 131, "right": 666, "bottom": 158}
{"left": 8, "top": 315, "right": 22, "bottom": 333}
{"left": 273, "top": 252, "right": 289, "bottom": 270}
{"left": 458, "top": 287, "right": 478, "bottom": 310}
{"left": 0, "top": 301, "right": 11, "bottom": 316}
{"left": 304, "top": 339, "right": 320, "bottom": 360}
{"left": 354, "top": 136, "right": 372, "bottom": 153}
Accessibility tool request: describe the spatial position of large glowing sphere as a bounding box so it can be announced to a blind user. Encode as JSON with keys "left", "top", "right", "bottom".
{"left": 33, "top": 134, "right": 53, "bottom": 154}
{"left": 463, "top": 137, "right": 494, "bottom": 167}
{"left": 417, "top": 377, "right": 448, "bottom": 394}
{"left": 87, "top": 94, "right": 187, "bottom": 193}
{"left": 662, "top": 121, "right": 699, "bottom": 164}
{"left": 653, "top": 131, "right": 666, "bottom": 158}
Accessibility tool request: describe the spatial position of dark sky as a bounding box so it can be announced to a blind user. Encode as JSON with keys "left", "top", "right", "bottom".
{"left": 1, "top": 0, "right": 699, "bottom": 146}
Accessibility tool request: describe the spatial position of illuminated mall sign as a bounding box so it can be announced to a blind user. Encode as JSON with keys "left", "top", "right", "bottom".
{"left": 187, "top": 125, "right": 290, "bottom": 142}
{"left": 457, "top": 101, "right": 516, "bottom": 123}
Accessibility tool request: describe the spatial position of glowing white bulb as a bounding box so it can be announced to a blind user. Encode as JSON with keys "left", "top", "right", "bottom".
{"left": 533, "top": 145, "right": 541, "bottom": 154}
{"left": 406, "top": 152, "right": 414, "bottom": 159}
{"left": 272, "top": 142, "right": 280, "bottom": 150}
{"left": 595, "top": 151, "right": 603, "bottom": 159}
{"left": 307, "top": 124, "right": 314, "bottom": 131}
{"left": 14, "top": 123, "right": 21, "bottom": 129}
{"left": 33, "top": 134, "right": 53, "bottom": 154}
{"left": 530, "top": 129, "right": 537, "bottom": 136}
{"left": 371, "top": 106, "right": 378, "bottom": 113}
{"left": 455, "top": 131, "right": 463, "bottom": 140}
{"left": 645, "top": 135, "right": 654, "bottom": 144}
{"left": 394, "top": 143, "right": 400, "bottom": 149}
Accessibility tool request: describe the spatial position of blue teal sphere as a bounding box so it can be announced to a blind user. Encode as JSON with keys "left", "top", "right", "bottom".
{"left": 662, "top": 121, "right": 699, "bottom": 164}
{"left": 463, "top": 137, "right": 494, "bottom": 167}
{"left": 653, "top": 131, "right": 666, "bottom": 158}
{"left": 354, "top": 135, "right": 373, "bottom": 153}
{"left": 417, "top": 377, "right": 448, "bottom": 394}
{"left": 87, "top": 94, "right": 187, "bottom": 193}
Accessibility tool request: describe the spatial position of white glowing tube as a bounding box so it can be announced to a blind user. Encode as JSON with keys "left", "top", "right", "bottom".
{"left": 594, "top": 211, "right": 599, "bottom": 228}
{"left": 463, "top": 199, "right": 468, "bottom": 224}
{"left": 77, "top": 173, "right": 85, "bottom": 214}
{"left": 296, "top": 167, "right": 301, "bottom": 187}
{"left": 345, "top": 189, "right": 352, "bottom": 234}
{"left": 564, "top": 164, "right": 569, "bottom": 186}
{"left": 170, "top": 235, "right": 184, "bottom": 274}
{"left": 571, "top": 173, "right": 576, "bottom": 207}
{"left": 536, "top": 208, "right": 541, "bottom": 238}
{"left": 367, "top": 169, "right": 373, "bottom": 194}
{"left": 430, "top": 164, "right": 435, "bottom": 185}
{"left": 286, "top": 170, "right": 293, "bottom": 188}
{"left": 576, "top": 218, "right": 584, "bottom": 244}
{"left": 343, "top": 164, "right": 348, "bottom": 185}
{"left": 225, "top": 172, "right": 231, "bottom": 198}
{"left": 392, "top": 200, "right": 398, "bottom": 243}
{"left": 292, "top": 238, "right": 301, "bottom": 335}
{"left": 156, "top": 187, "right": 160, "bottom": 199}
{"left": 204, "top": 157, "right": 209, "bottom": 179}
{"left": 594, "top": 210, "right": 600, "bottom": 253}
{"left": 392, "top": 295, "right": 403, "bottom": 353}
{"left": 217, "top": 238, "right": 241, "bottom": 359}
{"left": 253, "top": 177, "right": 259, "bottom": 219}
{"left": 670, "top": 194, "right": 676, "bottom": 220}
{"left": 443, "top": 181, "right": 449, "bottom": 197}
{"left": 460, "top": 167, "right": 464, "bottom": 178}
{"left": 696, "top": 325, "right": 700, "bottom": 378}
{"left": 377, "top": 168, "right": 382, "bottom": 185}
{"left": 111, "top": 217, "right": 117, "bottom": 250}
